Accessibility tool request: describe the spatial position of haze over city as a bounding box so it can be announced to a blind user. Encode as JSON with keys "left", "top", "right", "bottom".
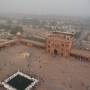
{"left": 0, "top": 0, "right": 90, "bottom": 17}
{"left": 0, "top": 0, "right": 90, "bottom": 90}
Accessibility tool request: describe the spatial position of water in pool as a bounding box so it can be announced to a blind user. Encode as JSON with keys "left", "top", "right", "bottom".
{"left": 7, "top": 75, "right": 33, "bottom": 90}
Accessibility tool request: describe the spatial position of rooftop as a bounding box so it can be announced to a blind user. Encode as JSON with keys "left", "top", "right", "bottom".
{"left": 52, "top": 31, "right": 74, "bottom": 36}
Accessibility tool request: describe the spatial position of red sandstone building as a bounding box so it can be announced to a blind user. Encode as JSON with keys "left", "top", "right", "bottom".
{"left": 46, "top": 31, "right": 74, "bottom": 56}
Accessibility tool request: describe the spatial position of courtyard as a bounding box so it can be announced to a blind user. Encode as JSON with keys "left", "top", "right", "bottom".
{"left": 0, "top": 44, "right": 90, "bottom": 90}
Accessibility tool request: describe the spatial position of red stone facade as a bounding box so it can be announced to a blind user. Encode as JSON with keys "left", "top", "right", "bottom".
{"left": 46, "top": 32, "right": 74, "bottom": 57}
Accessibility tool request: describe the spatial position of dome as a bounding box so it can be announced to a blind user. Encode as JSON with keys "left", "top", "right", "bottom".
{"left": 16, "top": 32, "right": 21, "bottom": 36}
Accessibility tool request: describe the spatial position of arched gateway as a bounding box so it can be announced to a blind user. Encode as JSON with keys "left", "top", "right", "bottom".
{"left": 46, "top": 31, "right": 74, "bottom": 57}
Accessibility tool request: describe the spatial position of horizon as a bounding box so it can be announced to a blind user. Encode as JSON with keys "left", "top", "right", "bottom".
{"left": 0, "top": 12, "right": 90, "bottom": 18}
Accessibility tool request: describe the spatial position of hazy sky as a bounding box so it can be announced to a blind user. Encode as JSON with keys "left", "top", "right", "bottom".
{"left": 0, "top": 0, "right": 90, "bottom": 17}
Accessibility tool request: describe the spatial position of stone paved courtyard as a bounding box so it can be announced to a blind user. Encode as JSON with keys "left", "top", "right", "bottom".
{"left": 0, "top": 45, "right": 90, "bottom": 90}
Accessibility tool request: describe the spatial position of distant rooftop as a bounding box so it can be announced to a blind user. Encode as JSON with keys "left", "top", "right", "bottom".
{"left": 52, "top": 31, "right": 74, "bottom": 36}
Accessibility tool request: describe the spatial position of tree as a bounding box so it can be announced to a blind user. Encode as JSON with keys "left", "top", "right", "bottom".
{"left": 10, "top": 26, "right": 23, "bottom": 35}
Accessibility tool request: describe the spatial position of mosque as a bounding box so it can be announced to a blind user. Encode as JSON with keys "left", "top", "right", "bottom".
{"left": 0, "top": 31, "right": 90, "bottom": 61}
{"left": 0, "top": 31, "right": 90, "bottom": 90}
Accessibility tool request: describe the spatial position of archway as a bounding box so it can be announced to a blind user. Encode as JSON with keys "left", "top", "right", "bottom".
{"left": 54, "top": 49, "right": 58, "bottom": 55}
